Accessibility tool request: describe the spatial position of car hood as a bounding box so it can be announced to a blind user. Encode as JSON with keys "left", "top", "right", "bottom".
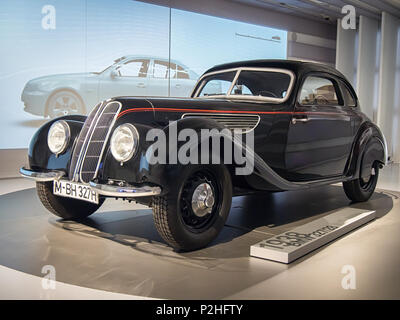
{"left": 29, "top": 72, "right": 99, "bottom": 82}
{"left": 114, "top": 96, "right": 267, "bottom": 126}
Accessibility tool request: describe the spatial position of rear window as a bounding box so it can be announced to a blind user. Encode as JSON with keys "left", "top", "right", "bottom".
{"left": 340, "top": 81, "right": 357, "bottom": 107}
{"left": 299, "top": 76, "right": 341, "bottom": 106}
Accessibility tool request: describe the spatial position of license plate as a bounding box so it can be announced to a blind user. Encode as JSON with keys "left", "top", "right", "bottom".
{"left": 53, "top": 180, "right": 99, "bottom": 204}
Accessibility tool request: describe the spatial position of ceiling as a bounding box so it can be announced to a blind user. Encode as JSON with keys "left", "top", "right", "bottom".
{"left": 233, "top": 0, "right": 400, "bottom": 24}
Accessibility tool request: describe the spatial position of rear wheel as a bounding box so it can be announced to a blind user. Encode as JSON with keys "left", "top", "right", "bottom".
{"left": 36, "top": 181, "right": 104, "bottom": 220}
{"left": 152, "top": 165, "right": 232, "bottom": 251}
{"left": 343, "top": 162, "right": 379, "bottom": 202}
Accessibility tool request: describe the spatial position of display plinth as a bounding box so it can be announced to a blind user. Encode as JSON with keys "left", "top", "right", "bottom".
{"left": 250, "top": 208, "right": 376, "bottom": 263}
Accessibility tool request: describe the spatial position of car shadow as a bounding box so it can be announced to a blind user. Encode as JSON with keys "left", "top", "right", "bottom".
{"left": 51, "top": 185, "right": 394, "bottom": 263}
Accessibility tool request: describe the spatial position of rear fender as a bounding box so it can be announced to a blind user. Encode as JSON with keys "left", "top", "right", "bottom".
{"left": 346, "top": 122, "right": 386, "bottom": 179}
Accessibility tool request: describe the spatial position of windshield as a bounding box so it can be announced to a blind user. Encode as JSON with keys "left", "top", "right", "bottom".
{"left": 194, "top": 68, "right": 293, "bottom": 102}
{"left": 96, "top": 56, "right": 127, "bottom": 74}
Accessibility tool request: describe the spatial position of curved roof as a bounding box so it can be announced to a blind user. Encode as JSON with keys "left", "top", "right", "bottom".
{"left": 204, "top": 59, "right": 346, "bottom": 79}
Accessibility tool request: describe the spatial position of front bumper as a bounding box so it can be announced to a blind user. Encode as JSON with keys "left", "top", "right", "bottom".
{"left": 19, "top": 167, "right": 65, "bottom": 181}
{"left": 21, "top": 90, "right": 48, "bottom": 116}
{"left": 89, "top": 181, "right": 161, "bottom": 197}
{"left": 19, "top": 167, "right": 161, "bottom": 198}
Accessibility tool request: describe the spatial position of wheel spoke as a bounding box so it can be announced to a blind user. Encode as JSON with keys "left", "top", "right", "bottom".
{"left": 62, "top": 96, "right": 70, "bottom": 105}
{"left": 49, "top": 93, "right": 82, "bottom": 117}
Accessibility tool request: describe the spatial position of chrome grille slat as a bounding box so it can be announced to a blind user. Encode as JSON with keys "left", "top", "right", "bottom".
{"left": 68, "top": 102, "right": 103, "bottom": 180}
{"left": 80, "top": 101, "right": 122, "bottom": 183}
{"left": 68, "top": 101, "right": 122, "bottom": 184}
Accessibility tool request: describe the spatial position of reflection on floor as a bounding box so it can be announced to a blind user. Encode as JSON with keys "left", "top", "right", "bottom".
{"left": 0, "top": 170, "right": 399, "bottom": 298}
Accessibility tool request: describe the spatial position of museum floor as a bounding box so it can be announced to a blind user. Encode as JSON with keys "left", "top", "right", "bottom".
{"left": 0, "top": 164, "right": 399, "bottom": 299}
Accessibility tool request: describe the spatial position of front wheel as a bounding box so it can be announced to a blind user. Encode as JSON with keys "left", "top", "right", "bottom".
{"left": 343, "top": 162, "right": 379, "bottom": 202}
{"left": 152, "top": 165, "right": 232, "bottom": 251}
{"left": 36, "top": 182, "right": 104, "bottom": 220}
{"left": 46, "top": 90, "right": 85, "bottom": 118}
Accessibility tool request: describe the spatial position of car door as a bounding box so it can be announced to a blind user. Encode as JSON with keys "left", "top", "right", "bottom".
{"left": 147, "top": 59, "right": 169, "bottom": 97}
{"left": 98, "top": 58, "right": 150, "bottom": 100}
{"left": 169, "top": 62, "right": 196, "bottom": 97}
{"left": 285, "top": 73, "right": 354, "bottom": 181}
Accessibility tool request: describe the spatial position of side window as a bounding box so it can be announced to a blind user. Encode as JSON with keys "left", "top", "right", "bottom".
{"left": 299, "top": 76, "right": 341, "bottom": 106}
{"left": 340, "top": 81, "right": 357, "bottom": 107}
{"left": 176, "top": 65, "right": 190, "bottom": 79}
{"left": 153, "top": 60, "right": 169, "bottom": 78}
{"left": 199, "top": 79, "right": 231, "bottom": 97}
{"left": 168, "top": 63, "right": 190, "bottom": 80}
{"left": 118, "top": 59, "right": 149, "bottom": 77}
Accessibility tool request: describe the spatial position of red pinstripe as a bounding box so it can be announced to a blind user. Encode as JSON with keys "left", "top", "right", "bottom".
{"left": 117, "top": 107, "right": 348, "bottom": 118}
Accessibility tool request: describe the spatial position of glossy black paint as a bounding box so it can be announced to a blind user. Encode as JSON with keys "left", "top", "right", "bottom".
{"left": 28, "top": 115, "right": 86, "bottom": 172}
{"left": 27, "top": 60, "right": 386, "bottom": 196}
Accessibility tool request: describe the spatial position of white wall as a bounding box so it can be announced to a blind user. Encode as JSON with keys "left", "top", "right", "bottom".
{"left": 336, "top": 19, "right": 357, "bottom": 87}
{"left": 337, "top": 13, "right": 400, "bottom": 163}
{"left": 357, "top": 16, "right": 380, "bottom": 121}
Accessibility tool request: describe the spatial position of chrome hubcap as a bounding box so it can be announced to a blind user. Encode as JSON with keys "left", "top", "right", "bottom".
{"left": 191, "top": 183, "right": 215, "bottom": 217}
{"left": 51, "top": 94, "right": 80, "bottom": 117}
{"left": 362, "top": 166, "right": 376, "bottom": 184}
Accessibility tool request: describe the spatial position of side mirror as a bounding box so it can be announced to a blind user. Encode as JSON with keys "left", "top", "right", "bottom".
{"left": 110, "top": 69, "right": 119, "bottom": 79}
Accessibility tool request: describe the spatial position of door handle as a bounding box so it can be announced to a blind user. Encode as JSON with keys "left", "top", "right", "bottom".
{"left": 292, "top": 116, "right": 309, "bottom": 124}
{"left": 137, "top": 83, "right": 146, "bottom": 88}
{"left": 175, "top": 84, "right": 181, "bottom": 88}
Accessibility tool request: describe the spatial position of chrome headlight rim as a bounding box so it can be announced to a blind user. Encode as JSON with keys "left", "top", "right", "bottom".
{"left": 110, "top": 123, "right": 139, "bottom": 163}
{"left": 47, "top": 120, "right": 70, "bottom": 155}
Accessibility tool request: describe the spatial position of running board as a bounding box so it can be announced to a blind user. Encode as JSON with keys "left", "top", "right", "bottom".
{"left": 252, "top": 151, "right": 350, "bottom": 191}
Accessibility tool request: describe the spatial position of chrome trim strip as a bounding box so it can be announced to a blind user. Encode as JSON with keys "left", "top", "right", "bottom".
{"left": 89, "top": 181, "right": 161, "bottom": 198}
{"left": 19, "top": 167, "right": 65, "bottom": 182}
{"left": 191, "top": 67, "right": 296, "bottom": 104}
{"left": 227, "top": 69, "right": 241, "bottom": 98}
{"left": 181, "top": 113, "right": 260, "bottom": 134}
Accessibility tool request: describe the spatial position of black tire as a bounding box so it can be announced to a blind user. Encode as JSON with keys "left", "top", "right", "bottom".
{"left": 343, "top": 162, "right": 379, "bottom": 202}
{"left": 46, "top": 90, "right": 85, "bottom": 118}
{"left": 152, "top": 165, "right": 232, "bottom": 251}
{"left": 36, "top": 181, "right": 104, "bottom": 220}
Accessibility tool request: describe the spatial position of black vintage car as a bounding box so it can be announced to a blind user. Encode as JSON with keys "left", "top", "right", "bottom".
{"left": 20, "top": 60, "right": 387, "bottom": 251}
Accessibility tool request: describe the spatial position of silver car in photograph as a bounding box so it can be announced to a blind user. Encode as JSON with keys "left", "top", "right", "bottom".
{"left": 21, "top": 56, "right": 198, "bottom": 118}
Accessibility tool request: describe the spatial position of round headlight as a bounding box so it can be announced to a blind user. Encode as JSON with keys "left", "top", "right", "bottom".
{"left": 110, "top": 123, "right": 139, "bottom": 163}
{"left": 47, "top": 120, "right": 70, "bottom": 155}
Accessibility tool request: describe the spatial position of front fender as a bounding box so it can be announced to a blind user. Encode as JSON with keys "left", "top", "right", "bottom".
{"left": 99, "top": 117, "right": 253, "bottom": 195}
{"left": 28, "top": 115, "right": 86, "bottom": 173}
